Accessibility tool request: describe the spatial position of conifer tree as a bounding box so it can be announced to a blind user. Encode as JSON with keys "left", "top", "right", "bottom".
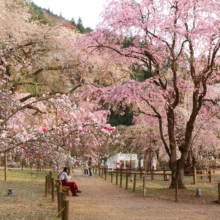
{"left": 77, "top": 17, "right": 86, "bottom": 34}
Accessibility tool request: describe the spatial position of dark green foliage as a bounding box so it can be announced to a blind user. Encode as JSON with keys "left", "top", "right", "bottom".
{"left": 30, "top": 3, "right": 93, "bottom": 32}
{"left": 77, "top": 17, "right": 93, "bottom": 34}
{"left": 130, "top": 66, "right": 151, "bottom": 82}
{"left": 30, "top": 2, "right": 52, "bottom": 25}
{"left": 108, "top": 105, "right": 133, "bottom": 126}
{"left": 77, "top": 17, "right": 86, "bottom": 33}
{"left": 122, "top": 37, "right": 135, "bottom": 48}
{"left": 85, "top": 27, "right": 93, "bottom": 33}
{"left": 70, "top": 18, "right": 76, "bottom": 26}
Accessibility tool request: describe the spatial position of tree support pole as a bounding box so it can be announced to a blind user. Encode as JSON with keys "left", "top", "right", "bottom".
{"left": 143, "top": 150, "right": 148, "bottom": 197}
{"left": 4, "top": 152, "right": 7, "bottom": 181}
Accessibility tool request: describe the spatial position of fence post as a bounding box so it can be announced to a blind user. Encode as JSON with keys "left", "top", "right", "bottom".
{"left": 163, "top": 167, "right": 166, "bottom": 181}
{"left": 52, "top": 178, "right": 55, "bottom": 202}
{"left": 133, "top": 173, "right": 137, "bottom": 192}
{"left": 45, "top": 175, "right": 48, "bottom": 197}
{"left": 126, "top": 173, "right": 128, "bottom": 190}
{"left": 120, "top": 170, "right": 123, "bottom": 188}
{"left": 193, "top": 166, "right": 197, "bottom": 185}
{"left": 105, "top": 169, "right": 107, "bottom": 180}
{"left": 116, "top": 170, "right": 118, "bottom": 186}
{"left": 151, "top": 166, "right": 154, "bottom": 180}
{"left": 143, "top": 176, "right": 146, "bottom": 197}
{"left": 98, "top": 168, "right": 100, "bottom": 176}
{"left": 60, "top": 192, "right": 66, "bottom": 211}
{"left": 218, "top": 183, "right": 220, "bottom": 205}
{"left": 62, "top": 200, "right": 69, "bottom": 220}
{"left": 56, "top": 180, "right": 62, "bottom": 217}
{"left": 111, "top": 171, "right": 113, "bottom": 183}
{"left": 209, "top": 169, "right": 213, "bottom": 183}
{"left": 48, "top": 171, "right": 52, "bottom": 193}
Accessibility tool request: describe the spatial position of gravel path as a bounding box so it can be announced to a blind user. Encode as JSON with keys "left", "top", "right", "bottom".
{"left": 69, "top": 170, "right": 220, "bottom": 220}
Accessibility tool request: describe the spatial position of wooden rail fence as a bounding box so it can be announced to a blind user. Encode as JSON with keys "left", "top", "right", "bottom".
{"left": 45, "top": 172, "right": 70, "bottom": 220}
{"left": 95, "top": 166, "right": 220, "bottom": 203}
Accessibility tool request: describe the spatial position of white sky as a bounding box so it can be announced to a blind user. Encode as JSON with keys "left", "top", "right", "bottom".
{"left": 32, "top": 0, "right": 107, "bottom": 29}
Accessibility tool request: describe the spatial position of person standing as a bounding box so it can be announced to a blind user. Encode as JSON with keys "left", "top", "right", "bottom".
{"left": 88, "top": 157, "right": 92, "bottom": 176}
{"left": 84, "top": 158, "right": 88, "bottom": 176}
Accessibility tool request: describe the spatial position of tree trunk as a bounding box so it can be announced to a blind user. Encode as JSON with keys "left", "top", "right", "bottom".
{"left": 166, "top": 108, "right": 186, "bottom": 188}
{"left": 169, "top": 160, "right": 186, "bottom": 189}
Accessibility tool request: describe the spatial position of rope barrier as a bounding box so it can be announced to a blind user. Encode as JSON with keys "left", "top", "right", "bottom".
{"left": 53, "top": 207, "right": 65, "bottom": 220}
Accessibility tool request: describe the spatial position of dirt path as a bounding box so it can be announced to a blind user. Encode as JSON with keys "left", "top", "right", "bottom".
{"left": 68, "top": 170, "right": 220, "bottom": 220}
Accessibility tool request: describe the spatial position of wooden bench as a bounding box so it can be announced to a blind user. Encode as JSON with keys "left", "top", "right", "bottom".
{"left": 62, "top": 186, "right": 71, "bottom": 196}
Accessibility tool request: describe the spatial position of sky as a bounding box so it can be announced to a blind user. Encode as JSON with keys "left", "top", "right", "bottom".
{"left": 32, "top": 0, "right": 107, "bottom": 29}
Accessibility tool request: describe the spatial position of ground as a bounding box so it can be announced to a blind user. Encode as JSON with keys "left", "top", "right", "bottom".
{"left": 70, "top": 169, "right": 220, "bottom": 220}
{"left": 0, "top": 168, "right": 220, "bottom": 219}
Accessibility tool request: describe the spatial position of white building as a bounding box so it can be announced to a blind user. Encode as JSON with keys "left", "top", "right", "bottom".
{"left": 107, "top": 153, "right": 138, "bottom": 169}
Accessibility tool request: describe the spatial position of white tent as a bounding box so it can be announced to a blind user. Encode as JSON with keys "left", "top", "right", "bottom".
{"left": 107, "top": 153, "right": 138, "bottom": 169}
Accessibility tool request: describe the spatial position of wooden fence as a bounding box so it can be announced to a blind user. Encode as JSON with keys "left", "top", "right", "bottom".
{"left": 94, "top": 166, "right": 220, "bottom": 204}
{"left": 94, "top": 166, "right": 220, "bottom": 185}
{"left": 95, "top": 167, "right": 172, "bottom": 181}
{"left": 45, "top": 172, "right": 69, "bottom": 220}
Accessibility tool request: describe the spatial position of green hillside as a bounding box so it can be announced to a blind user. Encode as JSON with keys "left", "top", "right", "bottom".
{"left": 29, "top": 2, "right": 92, "bottom": 33}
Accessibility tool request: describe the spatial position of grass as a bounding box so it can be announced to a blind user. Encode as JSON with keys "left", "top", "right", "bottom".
{"left": 102, "top": 171, "right": 220, "bottom": 205}
{"left": 0, "top": 169, "right": 59, "bottom": 220}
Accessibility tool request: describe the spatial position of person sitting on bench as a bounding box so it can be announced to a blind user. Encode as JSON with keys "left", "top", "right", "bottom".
{"left": 60, "top": 167, "right": 82, "bottom": 196}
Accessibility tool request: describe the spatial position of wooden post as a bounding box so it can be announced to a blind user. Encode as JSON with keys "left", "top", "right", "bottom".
{"left": 218, "top": 183, "right": 220, "bottom": 205}
{"left": 116, "top": 170, "right": 118, "bottom": 185}
{"left": 52, "top": 178, "right": 55, "bottom": 202}
{"left": 101, "top": 168, "right": 104, "bottom": 178}
{"left": 143, "top": 150, "right": 149, "bottom": 197}
{"left": 62, "top": 200, "right": 69, "bottom": 220}
{"left": 56, "top": 180, "right": 62, "bottom": 217}
{"left": 98, "top": 168, "right": 100, "bottom": 176}
{"left": 163, "top": 167, "right": 167, "bottom": 181}
{"left": 139, "top": 167, "right": 142, "bottom": 179}
{"left": 111, "top": 171, "right": 113, "bottom": 183}
{"left": 175, "top": 179, "right": 178, "bottom": 202}
{"left": 126, "top": 173, "right": 128, "bottom": 190}
{"left": 209, "top": 169, "right": 213, "bottom": 183}
{"left": 4, "top": 152, "right": 7, "bottom": 181}
{"left": 60, "top": 192, "right": 66, "bottom": 211}
{"left": 151, "top": 166, "right": 154, "bottom": 180}
{"left": 48, "top": 171, "right": 52, "bottom": 193}
{"left": 143, "top": 176, "right": 146, "bottom": 197}
{"left": 133, "top": 173, "right": 137, "bottom": 192}
{"left": 105, "top": 169, "right": 107, "bottom": 180}
{"left": 120, "top": 170, "right": 123, "bottom": 188}
{"left": 45, "top": 175, "right": 48, "bottom": 197}
{"left": 193, "top": 166, "right": 197, "bottom": 185}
